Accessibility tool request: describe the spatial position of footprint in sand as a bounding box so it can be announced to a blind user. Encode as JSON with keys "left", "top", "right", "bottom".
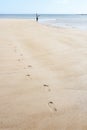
{"left": 28, "top": 65, "right": 32, "bottom": 68}
{"left": 20, "top": 54, "right": 23, "bottom": 56}
{"left": 26, "top": 74, "right": 32, "bottom": 80}
{"left": 43, "top": 84, "right": 51, "bottom": 92}
{"left": 18, "top": 59, "right": 21, "bottom": 62}
{"left": 18, "top": 58, "right": 24, "bottom": 62}
{"left": 26, "top": 74, "right": 30, "bottom": 77}
{"left": 24, "top": 65, "right": 32, "bottom": 70}
{"left": 48, "top": 101, "right": 57, "bottom": 112}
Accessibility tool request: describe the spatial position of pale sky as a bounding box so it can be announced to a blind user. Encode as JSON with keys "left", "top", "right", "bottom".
{"left": 0, "top": 0, "right": 87, "bottom": 14}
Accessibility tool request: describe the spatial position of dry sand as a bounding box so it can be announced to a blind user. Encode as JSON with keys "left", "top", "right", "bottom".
{"left": 0, "top": 19, "right": 87, "bottom": 130}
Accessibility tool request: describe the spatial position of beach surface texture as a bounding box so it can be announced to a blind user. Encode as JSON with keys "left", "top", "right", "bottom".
{"left": 0, "top": 19, "right": 87, "bottom": 130}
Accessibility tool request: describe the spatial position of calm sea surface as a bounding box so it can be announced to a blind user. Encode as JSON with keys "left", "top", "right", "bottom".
{"left": 0, "top": 14, "right": 87, "bottom": 30}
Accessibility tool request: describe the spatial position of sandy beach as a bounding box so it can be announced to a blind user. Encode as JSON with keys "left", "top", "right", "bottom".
{"left": 0, "top": 19, "right": 87, "bottom": 130}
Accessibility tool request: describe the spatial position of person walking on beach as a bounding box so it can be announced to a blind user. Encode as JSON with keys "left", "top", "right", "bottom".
{"left": 36, "top": 13, "right": 40, "bottom": 22}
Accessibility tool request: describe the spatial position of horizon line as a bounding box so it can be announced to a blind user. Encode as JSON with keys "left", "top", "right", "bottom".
{"left": 0, "top": 13, "right": 87, "bottom": 15}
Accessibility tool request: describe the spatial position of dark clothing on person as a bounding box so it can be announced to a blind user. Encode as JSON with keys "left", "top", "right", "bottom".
{"left": 36, "top": 16, "right": 38, "bottom": 22}
{"left": 36, "top": 14, "right": 40, "bottom": 22}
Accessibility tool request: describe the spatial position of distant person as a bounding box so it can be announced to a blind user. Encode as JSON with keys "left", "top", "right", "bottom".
{"left": 36, "top": 13, "right": 40, "bottom": 22}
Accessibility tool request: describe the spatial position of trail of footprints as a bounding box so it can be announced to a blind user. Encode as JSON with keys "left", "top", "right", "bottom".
{"left": 14, "top": 44, "right": 57, "bottom": 112}
{"left": 43, "top": 84, "right": 57, "bottom": 112}
{"left": 14, "top": 45, "right": 32, "bottom": 78}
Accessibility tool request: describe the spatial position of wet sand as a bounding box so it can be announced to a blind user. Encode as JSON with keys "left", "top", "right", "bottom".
{"left": 0, "top": 19, "right": 87, "bottom": 130}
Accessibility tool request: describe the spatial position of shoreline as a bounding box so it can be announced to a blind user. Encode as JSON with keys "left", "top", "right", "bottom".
{"left": 0, "top": 18, "right": 87, "bottom": 32}
{"left": 40, "top": 20, "right": 87, "bottom": 31}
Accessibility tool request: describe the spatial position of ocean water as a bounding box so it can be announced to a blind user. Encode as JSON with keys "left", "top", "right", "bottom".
{"left": 0, "top": 14, "right": 35, "bottom": 19}
{"left": 39, "top": 14, "right": 87, "bottom": 30}
{"left": 0, "top": 14, "right": 87, "bottom": 30}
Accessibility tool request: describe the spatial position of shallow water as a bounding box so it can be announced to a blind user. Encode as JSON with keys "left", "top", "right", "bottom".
{"left": 39, "top": 14, "right": 87, "bottom": 30}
